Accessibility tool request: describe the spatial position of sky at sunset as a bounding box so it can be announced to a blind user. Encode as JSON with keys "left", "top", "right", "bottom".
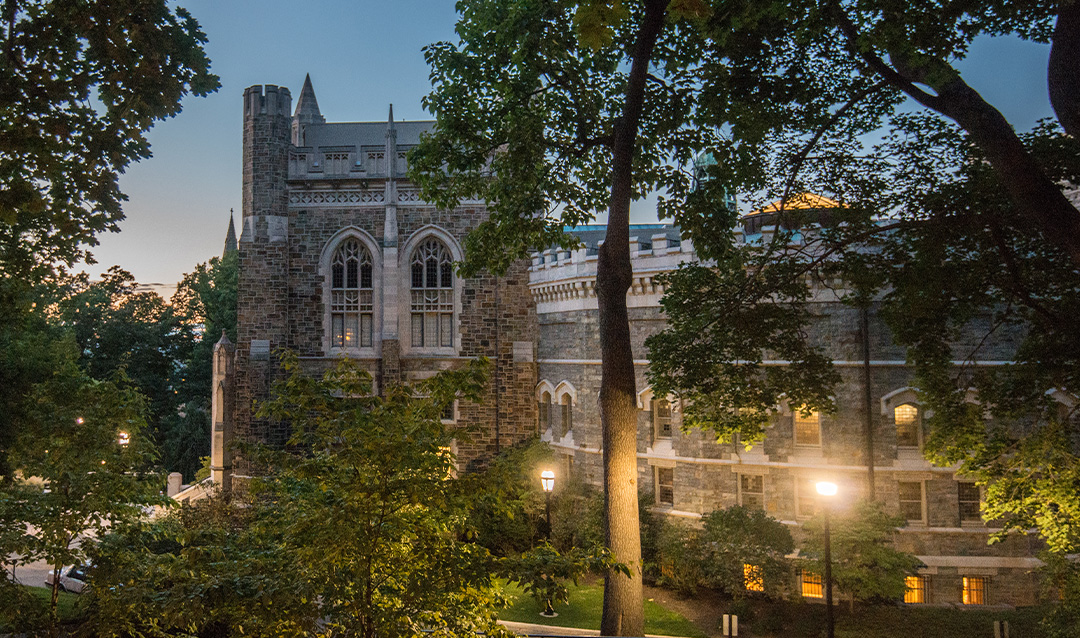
{"left": 85, "top": 0, "right": 1059, "bottom": 293}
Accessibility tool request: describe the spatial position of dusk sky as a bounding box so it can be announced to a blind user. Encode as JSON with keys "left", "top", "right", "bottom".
{"left": 87, "top": 0, "right": 1059, "bottom": 293}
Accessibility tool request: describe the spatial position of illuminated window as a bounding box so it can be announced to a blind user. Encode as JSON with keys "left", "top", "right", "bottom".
{"left": 653, "top": 398, "right": 673, "bottom": 440}
{"left": 744, "top": 564, "right": 764, "bottom": 592}
{"left": 656, "top": 467, "right": 674, "bottom": 506}
{"left": 895, "top": 404, "right": 920, "bottom": 448}
{"left": 330, "top": 238, "right": 374, "bottom": 349}
{"left": 739, "top": 474, "right": 764, "bottom": 510}
{"left": 538, "top": 391, "right": 552, "bottom": 431}
{"left": 410, "top": 238, "right": 454, "bottom": 348}
{"left": 958, "top": 482, "right": 982, "bottom": 523}
{"left": 904, "top": 576, "right": 927, "bottom": 604}
{"left": 794, "top": 410, "right": 821, "bottom": 446}
{"left": 898, "top": 481, "right": 925, "bottom": 522}
{"left": 796, "top": 478, "right": 817, "bottom": 518}
{"left": 962, "top": 577, "right": 987, "bottom": 605}
{"left": 560, "top": 394, "right": 573, "bottom": 436}
{"left": 801, "top": 571, "right": 823, "bottom": 598}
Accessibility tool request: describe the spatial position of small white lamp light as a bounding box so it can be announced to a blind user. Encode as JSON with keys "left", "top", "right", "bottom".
{"left": 118, "top": 431, "right": 131, "bottom": 446}
{"left": 541, "top": 470, "right": 555, "bottom": 492}
{"left": 816, "top": 481, "right": 838, "bottom": 497}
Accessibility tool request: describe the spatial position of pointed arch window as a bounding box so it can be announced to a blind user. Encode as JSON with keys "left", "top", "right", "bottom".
{"left": 410, "top": 239, "right": 454, "bottom": 348}
{"left": 330, "top": 239, "right": 374, "bottom": 348}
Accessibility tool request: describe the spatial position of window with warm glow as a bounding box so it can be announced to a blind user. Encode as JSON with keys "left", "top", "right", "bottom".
{"left": 739, "top": 474, "right": 764, "bottom": 509}
{"left": 410, "top": 238, "right": 454, "bottom": 348}
{"left": 560, "top": 394, "right": 573, "bottom": 436}
{"left": 794, "top": 410, "right": 821, "bottom": 446}
{"left": 895, "top": 403, "right": 920, "bottom": 448}
{"left": 653, "top": 398, "right": 673, "bottom": 440}
{"left": 904, "top": 576, "right": 927, "bottom": 603}
{"left": 958, "top": 482, "right": 981, "bottom": 523}
{"left": 962, "top": 576, "right": 987, "bottom": 605}
{"left": 656, "top": 467, "right": 674, "bottom": 506}
{"left": 801, "top": 571, "right": 823, "bottom": 598}
{"left": 744, "top": 564, "right": 764, "bottom": 592}
{"left": 898, "top": 481, "right": 925, "bottom": 522}
{"left": 330, "top": 238, "right": 374, "bottom": 349}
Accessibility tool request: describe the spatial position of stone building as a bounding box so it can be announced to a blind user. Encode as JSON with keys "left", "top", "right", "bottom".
{"left": 210, "top": 76, "right": 539, "bottom": 490}
{"left": 213, "top": 77, "right": 1047, "bottom": 607}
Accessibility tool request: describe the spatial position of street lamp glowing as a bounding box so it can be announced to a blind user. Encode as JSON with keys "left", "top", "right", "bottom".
{"left": 541, "top": 470, "right": 555, "bottom": 492}
{"left": 118, "top": 431, "right": 131, "bottom": 446}
{"left": 816, "top": 481, "right": 838, "bottom": 497}
{"left": 75, "top": 417, "right": 84, "bottom": 425}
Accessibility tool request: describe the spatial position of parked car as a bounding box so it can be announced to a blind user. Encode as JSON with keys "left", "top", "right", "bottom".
{"left": 45, "top": 564, "right": 89, "bottom": 593}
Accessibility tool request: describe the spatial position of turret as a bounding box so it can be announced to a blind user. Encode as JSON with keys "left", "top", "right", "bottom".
{"left": 242, "top": 84, "right": 291, "bottom": 243}
{"left": 292, "top": 73, "right": 324, "bottom": 145}
{"left": 223, "top": 209, "right": 237, "bottom": 258}
{"left": 210, "top": 330, "right": 235, "bottom": 492}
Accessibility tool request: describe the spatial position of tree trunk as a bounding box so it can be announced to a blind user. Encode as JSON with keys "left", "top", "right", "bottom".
{"left": 599, "top": 1, "right": 669, "bottom": 635}
{"left": 1049, "top": 1, "right": 1080, "bottom": 139}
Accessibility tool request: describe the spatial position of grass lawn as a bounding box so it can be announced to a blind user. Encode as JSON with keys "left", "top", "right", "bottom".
{"left": 498, "top": 581, "right": 707, "bottom": 637}
{"left": 0, "top": 586, "right": 83, "bottom": 632}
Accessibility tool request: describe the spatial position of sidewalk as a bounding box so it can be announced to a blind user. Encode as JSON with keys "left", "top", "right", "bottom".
{"left": 499, "top": 620, "right": 695, "bottom": 638}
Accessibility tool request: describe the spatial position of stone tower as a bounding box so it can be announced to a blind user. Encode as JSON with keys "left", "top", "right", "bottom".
{"left": 236, "top": 84, "right": 293, "bottom": 460}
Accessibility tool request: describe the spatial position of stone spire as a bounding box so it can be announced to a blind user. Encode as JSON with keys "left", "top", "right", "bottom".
{"left": 292, "top": 73, "right": 324, "bottom": 145}
{"left": 223, "top": 209, "right": 238, "bottom": 258}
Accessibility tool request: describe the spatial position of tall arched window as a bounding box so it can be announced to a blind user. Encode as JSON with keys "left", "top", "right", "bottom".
{"left": 410, "top": 239, "right": 454, "bottom": 348}
{"left": 330, "top": 238, "right": 373, "bottom": 348}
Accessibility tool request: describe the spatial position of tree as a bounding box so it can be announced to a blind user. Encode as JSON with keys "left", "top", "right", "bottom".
{"left": 800, "top": 501, "right": 922, "bottom": 607}
{"left": 698, "top": 505, "right": 794, "bottom": 599}
{"left": 0, "top": 0, "right": 218, "bottom": 281}
{"left": 641, "top": 0, "right": 1080, "bottom": 579}
{"left": 252, "top": 353, "right": 507, "bottom": 638}
{"left": 2, "top": 360, "right": 166, "bottom": 629}
{"left": 413, "top": 2, "right": 718, "bottom": 632}
{"left": 167, "top": 251, "right": 239, "bottom": 479}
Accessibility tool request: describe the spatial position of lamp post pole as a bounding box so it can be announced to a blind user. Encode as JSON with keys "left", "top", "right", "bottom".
{"left": 816, "top": 481, "right": 837, "bottom": 638}
{"left": 823, "top": 503, "right": 834, "bottom": 638}
{"left": 540, "top": 470, "right": 556, "bottom": 617}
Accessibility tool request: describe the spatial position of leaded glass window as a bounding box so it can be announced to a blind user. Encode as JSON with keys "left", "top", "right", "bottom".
{"left": 330, "top": 239, "right": 373, "bottom": 348}
{"left": 410, "top": 239, "right": 454, "bottom": 348}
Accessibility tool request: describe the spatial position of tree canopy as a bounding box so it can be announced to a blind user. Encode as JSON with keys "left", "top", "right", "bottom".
{"left": 0, "top": 0, "right": 218, "bottom": 279}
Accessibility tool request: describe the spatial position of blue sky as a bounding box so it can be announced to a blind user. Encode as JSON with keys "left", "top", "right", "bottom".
{"left": 87, "top": 1, "right": 1058, "bottom": 290}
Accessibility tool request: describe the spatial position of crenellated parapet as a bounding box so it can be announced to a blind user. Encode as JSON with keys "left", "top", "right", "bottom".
{"left": 528, "top": 229, "right": 697, "bottom": 314}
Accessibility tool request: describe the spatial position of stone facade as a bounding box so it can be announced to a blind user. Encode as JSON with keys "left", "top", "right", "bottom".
{"left": 215, "top": 78, "right": 538, "bottom": 480}
{"left": 216, "top": 77, "right": 1046, "bottom": 607}
{"left": 533, "top": 226, "right": 1044, "bottom": 607}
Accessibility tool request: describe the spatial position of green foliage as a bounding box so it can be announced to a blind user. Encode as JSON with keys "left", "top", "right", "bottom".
{"left": 166, "top": 251, "right": 239, "bottom": 479}
{"left": 800, "top": 501, "right": 922, "bottom": 604}
{"left": 89, "top": 354, "right": 509, "bottom": 638}
{"left": 650, "top": 518, "right": 704, "bottom": 597}
{"left": 501, "top": 541, "right": 626, "bottom": 608}
{"left": 463, "top": 438, "right": 556, "bottom": 555}
{"left": 85, "top": 496, "right": 316, "bottom": 638}
{"left": 1039, "top": 552, "right": 1080, "bottom": 638}
{"left": 0, "top": 0, "right": 218, "bottom": 280}
{"left": 251, "top": 353, "right": 506, "bottom": 638}
{"left": 698, "top": 505, "right": 794, "bottom": 598}
{"left": 412, "top": 0, "right": 729, "bottom": 276}
{"left": 2, "top": 361, "right": 167, "bottom": 629}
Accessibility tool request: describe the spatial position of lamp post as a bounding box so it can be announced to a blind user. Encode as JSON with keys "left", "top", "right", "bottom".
{"left": 540, "top": 470, "right": 556, "bottom": 616}
{"left": 541, "top": 469, "right": 555, "bottom": 533}
{"left": 816, "top": 481, "right": 838, "bottom": 638}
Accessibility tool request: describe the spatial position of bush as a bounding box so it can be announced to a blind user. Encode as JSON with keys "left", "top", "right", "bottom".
{"left": 699, "top": 505, "right": 794, "bottom": 599}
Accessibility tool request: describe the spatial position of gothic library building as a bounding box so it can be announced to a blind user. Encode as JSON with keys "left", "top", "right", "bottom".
{"left": 211, "top": 78, "right": 1047, "bottom": 607}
